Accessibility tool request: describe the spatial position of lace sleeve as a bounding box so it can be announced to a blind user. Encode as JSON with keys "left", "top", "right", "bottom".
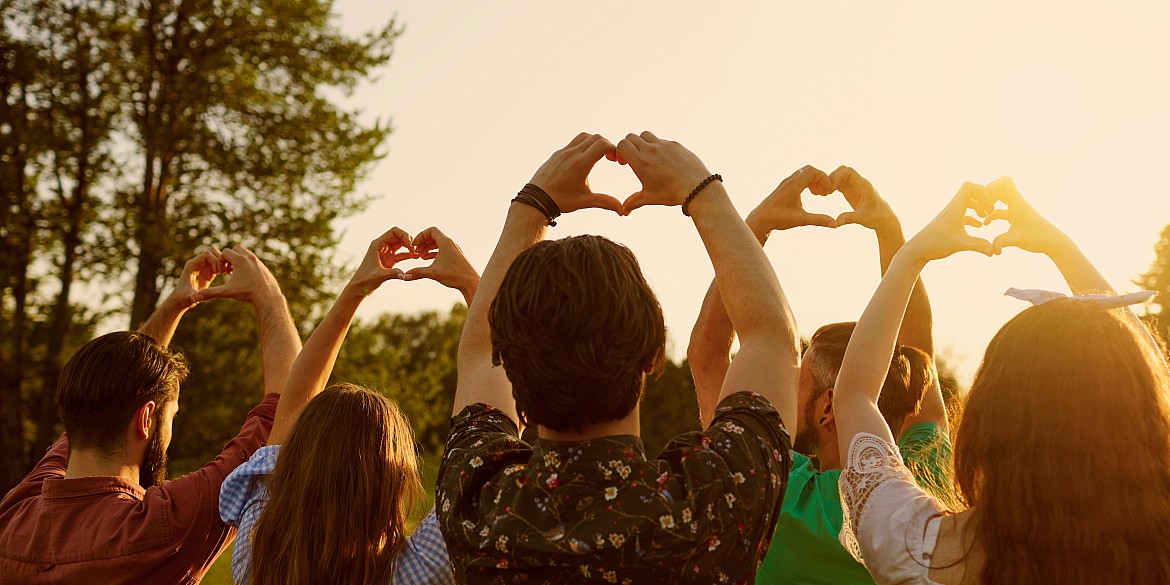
{"left": 838, "top": 432, "right": 915, "bottom": 563}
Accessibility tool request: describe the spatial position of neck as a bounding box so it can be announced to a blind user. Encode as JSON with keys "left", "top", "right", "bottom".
{"left": 538, "top": 407, "right": 640, "bottom": 442}
{"left": 65, "top": 449, "right": 141, "bottom": 485}
{"left": 816, "top": 434, "right": 842, "bottom": 470}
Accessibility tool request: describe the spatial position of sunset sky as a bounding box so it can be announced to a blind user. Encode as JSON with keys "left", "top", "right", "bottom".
{"left": 326, "top": 0, "right": 1170, "bottom": 384}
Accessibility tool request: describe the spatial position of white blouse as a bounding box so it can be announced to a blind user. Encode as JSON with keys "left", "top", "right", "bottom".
{"left": 839, "top": 432, "right": 947, "bottom": 585}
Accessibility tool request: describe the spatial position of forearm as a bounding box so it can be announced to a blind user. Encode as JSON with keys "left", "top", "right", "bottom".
{"left": 453, "top": 203, "right": 546, "bottom": 420}
{"left": 137, "top": 296, "right": 190, "bottom": 348}
{"left": 688, "top": 280, "right": 735, "bottom": 427}
{"left": 689, "top": 184, "right": 800, "bottom": 426}
{"left": 876, "top": 225, "right": 935, "bottom": 356}
{"left": 253, "top": 293, "right": 301, "bottom": 397}
{"left": 269, "top": 286, "right": 363, "bottom": 443}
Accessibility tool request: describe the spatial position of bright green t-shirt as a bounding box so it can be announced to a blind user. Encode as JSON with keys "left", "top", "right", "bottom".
{"left": 754, "top": 423, "right": 951, "bottom": 585}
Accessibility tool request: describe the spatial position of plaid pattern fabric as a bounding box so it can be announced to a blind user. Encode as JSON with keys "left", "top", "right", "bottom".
{"left": 219, "top": 445, "right": 453, "bottom": 584}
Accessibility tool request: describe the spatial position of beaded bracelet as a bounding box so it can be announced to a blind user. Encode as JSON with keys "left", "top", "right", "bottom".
{"left": 511, "top": 183, "right": 562, "bottom": 226}
{"left": 681, "top": 174, "right": 723, "bottom": 217}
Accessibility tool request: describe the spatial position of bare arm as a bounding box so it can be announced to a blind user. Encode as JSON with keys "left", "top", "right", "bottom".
{"left": 194, "top": 246, "right": 302, "bottom": 397}
{"left": 621, "top": 133, "right": 801, "bottom": 430}
{"left": 453, "top": 133, "right": 623, "bottom": 423}
{"left": 834, "top": 184, "right": 992, "bottom": 464}
{"left": 831, "top": 166, "right": 947, "bottom": 431}
{"left": 687, "top": 166, "right": 835, "bottom": 426}
{"left": 269, "top": 228, "right": 415, "bottom": 444}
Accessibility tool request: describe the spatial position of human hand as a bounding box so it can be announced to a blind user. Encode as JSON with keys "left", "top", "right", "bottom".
{"left": 528, "top": 133, "right": 624, "bottom": 215}
{"left": 982, "top": 177, "right": 1071, "bottom": 256}
{"left": 746, "top": 166, "right": 837, "bottom": 232}
{"left": 169, "top": 247, "right": 229, "bottom": 309}
{"left": 830, "top": 166, "right": 900, "bottom": 233}
{"left": 192, "top": 245, "right": 284, "bottom": 305}
{"left": 346, "top": 227, "right": 415, "bottom": 295}
{"left": 617, "top": 131, "right": 714, "bottom": 215}
{"left": 402, "top": 227, "right": 479, "bottom": 302}
{"left": 902, "top": 183, "right": 994, "bottom": 262}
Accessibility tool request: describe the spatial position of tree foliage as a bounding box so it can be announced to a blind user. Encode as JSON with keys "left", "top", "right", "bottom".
{"left": 0, "top": 0, "right": 398, "bottom": 492}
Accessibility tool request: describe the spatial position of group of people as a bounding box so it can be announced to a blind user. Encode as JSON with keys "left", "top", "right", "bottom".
{"left": 1, "top": 132, "right": 1169, "bottom": 585}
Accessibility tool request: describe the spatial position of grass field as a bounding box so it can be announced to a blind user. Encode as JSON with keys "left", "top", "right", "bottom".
{"left": 200, "top": 455, "right": 441, "bottom": 585}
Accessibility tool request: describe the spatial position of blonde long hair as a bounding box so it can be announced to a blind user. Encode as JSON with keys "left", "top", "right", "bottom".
{"left": 955, "top": 300, "right": 1170, "bottom": 583}
{"left": 249, "top": 384, "right": 422, "bottom": 585}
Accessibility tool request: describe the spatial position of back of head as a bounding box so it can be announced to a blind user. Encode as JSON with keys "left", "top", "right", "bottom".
{"left": 490, "top": 235, "right": 666, "bottom": 432}
{"left": 57, "top": 331, "right": 188, "bottom": 455}
{"left": 250, "top": 384, "right": 422, "bottom": 585}
{"left": 806, "top": 322, "right": 932, "bottom": 434}
{"left": 956, "top": 300, "right": 1170, "bottom": 583}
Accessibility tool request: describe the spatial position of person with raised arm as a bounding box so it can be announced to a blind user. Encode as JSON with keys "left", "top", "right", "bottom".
{"left": 832, "top": 178, "right": 1170, "bottom": 584}
{"left": 0, "top": 246, "right": 301, "bottom": 584}
{"left": 688, "top": 166, "right": 953, "bottom": 585}
{"left": 220, "top": 227, "right": 477, "bottom": 585}
{"left": 436, "top": 132, "right": 796, "bottom": 584}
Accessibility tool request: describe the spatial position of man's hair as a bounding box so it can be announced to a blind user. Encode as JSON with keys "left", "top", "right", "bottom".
{"left": 956, "top": 300, "right": 1170, "bottom": 583}
{"left": 804, "top": 322, "right": 933, "bottom": 434}
{"left": 490, "top": 235, "right": 666, "bottom": 432}
{"left": 57, "top": 331, "right": 188, "bottom": 454}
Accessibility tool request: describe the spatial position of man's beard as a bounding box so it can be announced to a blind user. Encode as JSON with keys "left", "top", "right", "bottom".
{"left": 139, "top": 421, "right": 168, "bottom": 489}
{"left": 792, "top": 397, "right": 820, "bottom": 456}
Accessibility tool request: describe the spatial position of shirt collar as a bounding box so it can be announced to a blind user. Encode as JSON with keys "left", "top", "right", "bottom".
{"left": 41, "top": 476, "right": 147, "bottom": 501}
{"left": 530, "top": 434, "right": 647, "bottom": 474}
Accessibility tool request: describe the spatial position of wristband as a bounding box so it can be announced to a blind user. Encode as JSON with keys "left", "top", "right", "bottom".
{"left": 511, "top": 183, "right": 562, "bottom": 226}
{"left": 681, "top": 174, "right": 722, "bottom": 217}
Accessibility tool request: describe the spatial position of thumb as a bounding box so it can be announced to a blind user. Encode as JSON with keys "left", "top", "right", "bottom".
{"left": 403, "top": 266, "right": 435, "bottom": 281}
{"left": 962, "top": 235, "right": 995, "bottom": 257}
{"left": 590, "top": 193, "right": 624, "bottom": 215}
{"left": 835, "top": 211, "right": 861, "bottom": 227}
{"left": 193, "top": 285, "right": 228, "bottom": 302}
{"left": 807, "top": 213, "right": 838, "bottom": 229}
{"left": 621, "top": 191, "right": 649, "bottom": 216}
{"left": 991, "top": 229, "right": 1020, "bottom": 256}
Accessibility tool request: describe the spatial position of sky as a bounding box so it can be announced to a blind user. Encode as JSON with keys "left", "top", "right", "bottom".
{"left": 324, "top": 0, "right": 1170, "bottom": 384}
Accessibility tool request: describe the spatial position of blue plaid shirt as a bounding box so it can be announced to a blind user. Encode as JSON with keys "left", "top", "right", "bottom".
{"left": 219, "top": 445, "right": 453, "bottom": 584}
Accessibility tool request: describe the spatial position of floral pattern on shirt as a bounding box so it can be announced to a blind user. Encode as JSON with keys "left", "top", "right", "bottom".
{"left": 436, "top": 392, "right": 792, "bottom": 584}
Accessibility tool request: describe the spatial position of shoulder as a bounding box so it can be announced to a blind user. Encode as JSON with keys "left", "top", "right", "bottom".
{"left": 218, "top": 445, "right": 281, "bottom": 526}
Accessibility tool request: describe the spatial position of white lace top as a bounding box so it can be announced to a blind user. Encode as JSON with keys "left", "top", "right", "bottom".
{"left": 839, "top": 432, "right": 947, "bottom": 585}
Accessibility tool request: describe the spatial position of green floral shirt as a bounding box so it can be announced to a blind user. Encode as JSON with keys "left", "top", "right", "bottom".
{"left": 437, "top": 392, "right": 792, "bottom": 584}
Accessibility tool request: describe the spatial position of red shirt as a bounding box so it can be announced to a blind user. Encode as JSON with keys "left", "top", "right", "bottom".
{"left": 0, "top": 394, "right": 278, "bottom": 584}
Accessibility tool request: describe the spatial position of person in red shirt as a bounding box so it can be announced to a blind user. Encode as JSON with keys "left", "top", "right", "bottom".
{"left": 0, "top": 246, "right": 301, "bottom": 585}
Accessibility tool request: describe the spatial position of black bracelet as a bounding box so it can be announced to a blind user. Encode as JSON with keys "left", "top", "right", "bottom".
{"left": 681, "top": 174, "right": 722, "bottom": 217}
{"left": 512, "top": 183, "right": 562, "bottom": 226}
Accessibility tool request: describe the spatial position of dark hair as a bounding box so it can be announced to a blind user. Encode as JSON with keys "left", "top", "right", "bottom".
{"left": 956, "top": 300, "right": 1170, "bottom": 583}
{"left": 805, "top": 322, "right": 932, "bottom": 433}
{"left": 490, "top": 235, "right": 666, "bottom": 432}
{"left": 57, "top": 331, "right": 188, "bottom": 454}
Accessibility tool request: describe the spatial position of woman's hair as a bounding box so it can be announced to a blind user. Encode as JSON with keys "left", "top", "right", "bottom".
{"left": 955, "top": 300, "right": 1170, "bottom": 583}
{"left": 249, "top": 384, "right": 422, "bottom": 585}
{"left": 490, "top": 235, "right": 666, "bottom": 432}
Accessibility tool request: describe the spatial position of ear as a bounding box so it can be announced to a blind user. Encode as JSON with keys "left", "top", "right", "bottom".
{"left": 132, "top": 401, "right": 157, "bottom": 441}
{"left": 820, "top": 388, "right": 836, "bottom": 425}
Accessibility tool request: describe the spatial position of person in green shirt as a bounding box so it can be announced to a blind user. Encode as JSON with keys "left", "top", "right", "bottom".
{"left": 688, "top": 165, "right": 956, "bottom": 585}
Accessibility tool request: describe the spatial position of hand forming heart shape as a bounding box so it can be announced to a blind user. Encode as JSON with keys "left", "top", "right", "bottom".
{"left": 348, "top": 226, "right": 478, "bottom": 299}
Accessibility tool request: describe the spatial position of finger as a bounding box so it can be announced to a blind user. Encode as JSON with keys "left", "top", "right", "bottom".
{"left": 949, "top": 182, "right": 987, "bottom": 217}
{"left": 589, "top": 193, "right": 624, "bottom": 215}
{"left": 992, "top": 229, "right": 1021, "bottom": 255}
{"left": 981, "top": 209, "right": 1011, "bottom": 225}
{"left": 581, "top": 136, "right": 617, "bottom": 164}
{"left": 621, "top": 191, "right": 650, "bottom": 215}
{"left": 959, "top": 235, "right": 995, "bottom": 257}
{"left": 829, "top": 166, "right": 873, "bottom": 203}
{"left": 220, "top": 248, "right": 247, "bottom": 265}
{"left": 782, "top": 165, "right": 827, "bottom": 195}
{"left": 809, "top": 168, "right": 834, "bottom": 196}
{"left": 986, "top": 176, "right": 1021, "bottom": 206}
{"left": 393, "top": 251, "right": 415, "bottom": 263}
{"left": 616, "top": 139, "right": 641, "bottom": 166}
{"left": 564, "top": 132, "right": 591, "bottom": 150}
{"left": 615, "top": 151, "right": 628, "bottom": 165}
{"left": 232, "top": 244, "right": 258, "bottom": 260}
{"left": 835, "top": 211, "right": 861, "bottom": 227}
{"left": 806, "top": 213, "right": 837, "bottom": 228}
{"left": 193, "top": 284, "right": 233, "bottom": 302}
{"left": 402, "top": 266, "right": 434, "bottom": 282}
{"left": 963, "top": 215, "right": 983, "bottom": 228}
{"left": 639, "top": 130, "right": 660, "bottom": 142}
{"left": 623, "top": 133, "right": 648, "bottom": 150}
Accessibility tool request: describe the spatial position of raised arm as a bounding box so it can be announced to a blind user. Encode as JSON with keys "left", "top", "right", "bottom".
{"left": 832, "top": 166, "right": 947, "bottom": 431}
{"left": 268, "top": 228, "right": 415, "bottom": 444}
{"left": 452, "top": 133, "right": 623, "bottom": 422}
{"left": 834, "top": 184, "right": 992, "bottom": 464}
{"left": 687, "top": 166, "right": 835, "bottom": 426}
{"left": 193, "top": 246, "right": 301, "bottom": 397}
{"left": 621, "top": 132, "right": 801, "bottom": 430}
{"left": 986, "top": 177, "right": 1164, "bottom": 360}
{"left": 137, "top": 247, "right": 227, "bottom": 347}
